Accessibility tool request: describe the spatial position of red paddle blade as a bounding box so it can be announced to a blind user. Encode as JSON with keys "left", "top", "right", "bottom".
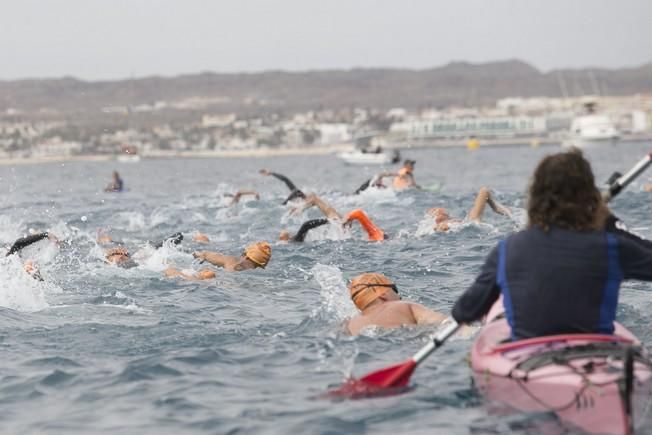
{"left": 322, "top": 360, "right": 416, "bottom": 399}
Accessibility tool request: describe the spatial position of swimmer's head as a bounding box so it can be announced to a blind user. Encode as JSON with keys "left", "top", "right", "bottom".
{"left": 243, "top": 241, "right": 272, "bottom": 268}
{"left": 23, "top": 260, "right": 43, "bottom": 281}
{"left": 197, "top": 268, "right": 216, "bottom": 280}
{"left": 279, "top": 230, "right": 291, "bottom": 242}
{"left": 428, "top": 207, "right": 450, "bottom": 224}
{"left": 105, "top": 246, "right": 131, "bottom": 265}
{"left": 349, "top": 273, "right": 399, "bottom": 310}
{"left": 193, "top": 233, "right": 210, "bottom": 243}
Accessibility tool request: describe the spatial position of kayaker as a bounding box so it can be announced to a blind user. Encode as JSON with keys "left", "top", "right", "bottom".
{"left": 193, "top": 241, "right": 271, "bottom": 271}
{"left": 105, "top": 171, "right": 124, "bottom": 192}
{"left": 259, "top": 169, "right": 306, "bottom": 205}
{"left": 346, "top": 273, "right": 447, "bottom": 335}
{"left": 452, "top": 150, "right": 652, "bottom": 340}
{"left": 428, "top": 186, "right": 511, "bottom": 231}
{"left": 293, "top": 193, "right": 386, "bottom": 241}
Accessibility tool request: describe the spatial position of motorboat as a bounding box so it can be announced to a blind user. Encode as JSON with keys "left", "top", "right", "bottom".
{"left": 563, "top": 102, "right": 620, "bottom": 148}
{"left": 337, "top": 148, "right": 400, "bottom": 166}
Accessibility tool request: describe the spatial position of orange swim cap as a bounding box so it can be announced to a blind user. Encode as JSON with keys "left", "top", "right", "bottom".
{"left": 345, "top": 209, "right": 385, "bottom": 241}
{"left": 244, "top": 241, "right": 272, "bottom": 268}
{"left": 349, "top": 273, "right": 395, "bottom": 310}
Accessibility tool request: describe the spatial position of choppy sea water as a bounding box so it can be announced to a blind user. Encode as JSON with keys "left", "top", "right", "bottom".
{"left": 1, "top": 142, "right": 652, "bottom": 435}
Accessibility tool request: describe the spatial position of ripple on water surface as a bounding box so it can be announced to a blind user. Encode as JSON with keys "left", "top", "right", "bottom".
{"left": 1, "top": 143, "right": 652, "bottom": 434}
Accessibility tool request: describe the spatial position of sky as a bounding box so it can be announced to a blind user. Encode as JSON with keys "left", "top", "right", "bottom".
{"left": 2, "top": 0, "right": 651, "bottom": 81}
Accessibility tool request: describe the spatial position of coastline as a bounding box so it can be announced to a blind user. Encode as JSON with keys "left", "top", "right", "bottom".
{"left": 0, "top": 134, "right": 649, "bottom": 166}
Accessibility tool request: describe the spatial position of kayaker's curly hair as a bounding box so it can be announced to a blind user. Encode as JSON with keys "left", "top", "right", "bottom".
{"left": 528, "top": 149, "right": 604, "bottom": 232}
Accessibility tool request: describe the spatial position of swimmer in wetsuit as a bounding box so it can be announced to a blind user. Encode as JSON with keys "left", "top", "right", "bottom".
{"left": 259, "top": 169, "right": 306, "bottom": 205}
{"left": 353, "top": 172, "right": 395, "bottom": 194}
{"left": 105, "top": 171, "right": 124, "bottom": 192}
{"left": 428, "top": 187, "right": 511, "bottom": 232}
{"left": 292, "top": 194, "right": 386, "bottom": 241}
{"left": 5, "top": 231, "right": 59, "bottom": 280}
{"left": 279, "top": 218, "right": 330, "bottom": 242}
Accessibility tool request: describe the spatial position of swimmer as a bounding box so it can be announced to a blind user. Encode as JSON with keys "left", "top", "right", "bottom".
{"left": 646, "top": 184, "right": 652, "bottom": 192}
{"left": 279, "top": 218, "right": 329, "bottom": 242}
{"left": 163, "top": 267, "right": 216, "bottom": 281}
{"left": 4, "top": 232, "right": 58, "bottom": 280}
{"left": 392, "top": 159, "right": 419, "bottom": 190}
{"left": 227, "top": 189, "right": 260, "bottom": 205}
{"left": 105, "top": 171, "right": 124, "bottom": 192}
{"left": 193, "top": 241, "right": 272, "bottom": 272}
{"left": 193, "top": 232, "right": 210, "bottom": 243}
{"left": 428, "top": 187, "right": 511, "bottom": 232}
{"left": 104, "top": 246, "right": 138, "bottom": 268}
{"left": 354, "top": 171, "right": 394, "bottom": 194}
{"left": 259, "top": 169, "right": 306, "bottom": 204}
{"left": 346, "top": 273, "right": 447, "bottom": 335}
{"left": 294, "top": 194, "right": 386, "bottom": 241}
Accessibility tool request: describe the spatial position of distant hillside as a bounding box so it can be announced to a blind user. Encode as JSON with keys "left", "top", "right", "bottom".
{"left": 1, "top": 59, "right": 652, "bottom": 115}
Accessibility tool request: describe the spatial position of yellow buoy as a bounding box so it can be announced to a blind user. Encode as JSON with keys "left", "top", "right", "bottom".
{"left": 467, "top": 137, "right": 479, "bottom": 150}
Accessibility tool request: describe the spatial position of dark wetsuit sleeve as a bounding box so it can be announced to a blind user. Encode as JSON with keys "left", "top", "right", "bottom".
{"left": 619, "top": 235, "right": 652, "bottom": 281}
{"left": 452, "top": 245, "right": 501, "bottom": 323}
{"left": 606, "top": 214, "right": 652, "bottom": 249}
{"left": 354, "top": 179, "right": 371, "bottom": 195}
{"left": 6, "top": 233, "right": 49, "bottom": 256}
{"left": 293, "top": 219, "right": 329, "bottom": 242}
{"left": 153, "top": 232, "right": 184, "bottom": 249}
{"left": 270, "top": 172, "right": 298, "bottom": 192}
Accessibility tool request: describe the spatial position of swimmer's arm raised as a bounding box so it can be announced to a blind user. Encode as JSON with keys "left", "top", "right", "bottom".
{"left": 260, "top": 169, "right": 297, "bottom": 192}
{"left": 6, "top": 232, "right": 51, "bottom": 256}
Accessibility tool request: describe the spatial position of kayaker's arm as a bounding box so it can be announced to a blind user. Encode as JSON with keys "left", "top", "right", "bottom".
{"left": 618, "top": 235, "right": 652, "bottom": 281}
{"left": 452, "top": 245, "right": 501, "bottom": 323}
{"left": 605, "top": 214, "right": 652, "bottom": 249}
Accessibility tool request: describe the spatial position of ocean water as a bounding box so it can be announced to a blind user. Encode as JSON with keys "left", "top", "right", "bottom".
{"left": 1, "top": 142, "right": 652, "bottom": 435}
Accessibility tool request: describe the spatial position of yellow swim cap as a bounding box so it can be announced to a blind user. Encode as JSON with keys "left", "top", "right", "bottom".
{"left": 244, "top": 241, "right": 272, "bottom": 268}
{"left": 349, "top": 273, "right": 396, "bottom": 310}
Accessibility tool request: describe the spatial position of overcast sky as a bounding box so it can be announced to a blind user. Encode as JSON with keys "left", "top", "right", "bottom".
{"left": 2, "top": 0, "right": 650, "bottom": 81}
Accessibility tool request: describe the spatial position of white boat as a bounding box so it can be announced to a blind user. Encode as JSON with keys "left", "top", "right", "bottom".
{"left": 562, "top": 103, "right": 620, "bottom": 148}
{"left": 337, "top": 149, "right": 400, "bottom": 166}
{"left": 116, "top": 144, "right": 141, "bottom": 163}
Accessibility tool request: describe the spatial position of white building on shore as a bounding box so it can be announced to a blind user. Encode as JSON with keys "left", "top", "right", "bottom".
{"left": 391, "top": 115, "right": 547, "bottom": 139}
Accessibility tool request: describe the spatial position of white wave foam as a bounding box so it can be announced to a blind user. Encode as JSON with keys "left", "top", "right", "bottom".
{"left": 0, "top": 215, "right": 24, "bottom": 245}
{"left": 0, "top": 256, "right": 57, "bottom": 312}
{"left": 114, "top": 211, "right": 147, "bottom": 231}
{"left": 310, "top": 264, "right": 357, "bottom": 322}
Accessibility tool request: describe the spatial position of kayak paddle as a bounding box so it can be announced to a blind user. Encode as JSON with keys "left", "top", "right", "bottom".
{"left": 324, "top": 320, "right": 459, "bottom": 399}
{"left": 603, "top": 152, "right": 652, "bottom": 201}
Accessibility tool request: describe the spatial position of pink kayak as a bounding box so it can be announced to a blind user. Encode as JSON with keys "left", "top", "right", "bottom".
{"left": 471, "top": 302, "right": 652, "bottom": 434}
